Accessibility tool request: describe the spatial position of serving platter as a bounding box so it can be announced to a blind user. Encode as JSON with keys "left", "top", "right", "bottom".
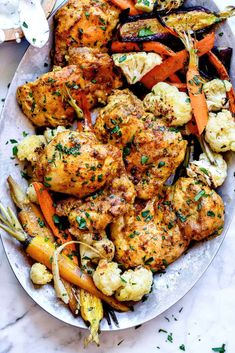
{"left": 0, "top": 0, "right": 235, "bottom": 332}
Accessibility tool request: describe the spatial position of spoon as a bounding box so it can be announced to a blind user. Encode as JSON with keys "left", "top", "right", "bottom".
{"left": 19, "top": 0, "right": 49, "bottom": 48}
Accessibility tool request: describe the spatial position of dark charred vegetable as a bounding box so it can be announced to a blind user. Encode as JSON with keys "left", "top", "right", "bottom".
{"left": 212, "top": 47, "right": 233, "bottom": 73}
{"left": 200, "top": 47, "right": 233, "bottom": 80}
{"left": 119, "top": 6, "right": 235, "bottom": 41}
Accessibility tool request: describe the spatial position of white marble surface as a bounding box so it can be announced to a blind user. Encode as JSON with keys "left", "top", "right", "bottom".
{"left": 0, "top": 1, "right": 235, "bottom": 352}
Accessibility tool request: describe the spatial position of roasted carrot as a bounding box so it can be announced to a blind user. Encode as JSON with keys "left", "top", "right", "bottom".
{"left": 110, "top": 0, "right": 140, "bottom": 15}
{"left": 168, "top": 82, "right": 187, "bottom": 91}
{"left": 0, "top": 203, "right": 129, "bottom": 313}
{"left": 168, "top": 73, "right": 181, "bottom": 83}
{"left": 111, "top": 41, "right": 175, "bottom": 57}
{"left": 33, "top": 182, "right": 77, "bottom": 261}
{"left": 182, "top": 32, "right": 209, "bottom": 135}
{"left": 141, "top": 32, "right": 215, "bottom": 89}
{"left": 207, "top": 50, "right": 235, "bottom": 115}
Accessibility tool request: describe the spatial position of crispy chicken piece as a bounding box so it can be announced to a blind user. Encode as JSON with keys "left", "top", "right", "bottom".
{"left": 165, "top": 177, "right": 224, "bottom": 241}
{"left": 56, "top": 172, "right": 136, "bottom": 237}
{"left": 94, "top": 89, "right": 187, "bottom": 199}
{"left": 34, "top": 130, "right": 123, "bottom": 198}
{"left": 17, "top": 54, "right": 122, "bottom": 127}
{"left": 54, "top": 0, "right": 120, "bottom": 66}
{"left": 110, "top": 199, "right": 190, "bottom": 271}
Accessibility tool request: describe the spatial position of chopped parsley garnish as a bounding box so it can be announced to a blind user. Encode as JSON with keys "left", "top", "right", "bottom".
{"left": 55, "top": 143, "right": 81, "bottom": 156}
{"left": 123, "top": 146, "right": 131, "bottom": 158}
{"left": 76, "top": 216, "right": 87, "bottom": 230}
{"left": 167, "top": 333, "right": 173, "bottom": 343}
{"left": 144, "top": 257, "right": 154, "bottom": 265}
{"left": 53, "top": 215, "right": 60, "bottom": 225}
{"left": 179, "top": 344, "right": 186, "bottom": 351}
{"left": 22, "top": 21, "right": 28, "bottom": 28}
{"left": 176, "top": 211, "right": 187, "bottom": 222}
{"left": 158, "top": 161, "right": 165, "bottom": 168}
{"left": 118, "top": 54, "right": 127, "bottom": 63}
{"left": 200, "top": 167, "right": 209, "bottom": 176}
{"left": 37, "top": 218, "right": 45, "bottom": 228}
{"left": 194, "top": 190, "right": 206, "bottom": 202}
{"left": 138, "top": 26, "right": 154, "bottom": 37}
{"left": 212, "top": 344, "right": 226, "bottom": 353}
{"left": 12, "top": 145, "right": 18, "bottom": 156}
{"left": 141, "top": 155, "right": 149, "bottom": 165}
{"left": 207, "top": 210, "right": 215, "bottom": 217}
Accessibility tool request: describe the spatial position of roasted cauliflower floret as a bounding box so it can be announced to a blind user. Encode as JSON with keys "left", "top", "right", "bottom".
{"left": 44, "top": 126, "right": 67, "bottom": 143}
{"left": 115, "top": 266, "right": 153, "bottom": 302}
{"left": 93, "top": 260, "right": 122, "bottom": 296}
{"left": 26, "top": 183, "right": 39, "bottom": 204}
{"left": 205, "top": 110, "right": 235, "bottom": 152}
{"left": 30, "top": 263, "right": 53, "bottom": 285}
{"left": 187, "top": 152, "right": 227, "bottom": 188}
{"left": 166, "top": 177, "right": 225, "bottom": 241}
{"left": 112, "top": 52, "right": 162, "bottom": 84}
{"left": 17, "top": 135, "right": 46, "bottom": 165}
{"left": 135, "top": 0, "right": 155, "bottom": 12}
{"left": 203, "top": 79, "right": 232, "bottom": 112}
{"left": 143, "top": 82, "right": 192, "bottom": 126}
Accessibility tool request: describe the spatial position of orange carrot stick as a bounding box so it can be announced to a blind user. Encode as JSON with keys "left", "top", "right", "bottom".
{"left": 168, "top": 82, "right": 187, "bottom": 91}
{"left": 141, "top": 32, "right": 215, "bottom": 89}
{"left": 110, "top": 0, "right": 140, "bottom": 15}
{"left": 33, "top": 182, "right": 77, "bottom": 262}
{"left": 184, "top": 34, "right": 208, "bottom": 135}
{"left": 111, "top": 41, "right": 175, "bottom": 57}
{"left": 168, "top": 73, "right": 181, "bottom": 83}
{"left": 207, "top": 50, "right": 235, "bottom": 115}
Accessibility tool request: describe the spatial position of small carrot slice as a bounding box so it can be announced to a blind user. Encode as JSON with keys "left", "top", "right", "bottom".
{"left": 111, "top": 41, "right": 175, "bottom": 57}
{"left": 207, "top": 50, "right": 235, "bottom": 115}
{"left": 168, "top": 73, "right": 181, "bottom": 83}
{"left": 33, "top": 182, "right": 77, "bottom": 262}
{"left": 110, "top": 0, "right": 140, "bottom": 15}
{"left": 141, "top": 32, "right": 215, "bottom": 89}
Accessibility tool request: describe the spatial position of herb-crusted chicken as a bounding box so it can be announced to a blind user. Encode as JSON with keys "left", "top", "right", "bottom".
{"left": 54, "top": 0, "right": 120, "bottom": 66}
{"left": 165, "top": 177, "right": 225, "bottom": 241}
{"left": 17, "top": 52, "right": 122, "bottom": 127}
{"left": 94, "top": 89, "right": 187, "bottom": 199}
{"left": 110, "top": 199, "right": 190, "bottom": 271}
{"left": 34, "top": 130, "right": 123, "bottom": 198}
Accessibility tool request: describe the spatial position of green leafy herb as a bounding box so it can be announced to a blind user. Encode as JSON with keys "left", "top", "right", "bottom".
{"left": 176, "top": 211, "right": 187, "bottom": 222}
{"left": 22, "top": 21, "right": 28, "bottom": 28}
{"left": 158, "top": 161, "right": 165, "bottom": 168}
{"left": 76, "top": 216, "right": 87, "bottom": 230}
{"left": 212, "top": 344, "right": 226, "bottom": 353}
{"left": 207, "top": 210, "right": 215, "bottom": 217}
{"left": 53, "top": 215, "right": 60, "bottom": 225}
{"left": 144, "top": 257, "right": 154, "bottom": 265}
{"left": 118, "top": 54, "right": 127, "bottom": 63}
{"left": 37, "top": 218, "right": 45, "bottom": 228}
{"left": 200, "top": 167, "right": 209, "bottom": 176}
{"left": 141, "top": 155, "right": 149, "bottom": 165}
{"left": 179, "top": 344, "right": 186, "bottom": 351}
{"left": 194, "top": 190, "right": 206, "bottom": 202}
{"left": 12, "top": 145, "right": 18, "bottom": 156}
{"left": 138, "top": 26, "right": 154, "bottom": 37}
{"left": 167, "top": 333, "right": 173, "bottom": 343}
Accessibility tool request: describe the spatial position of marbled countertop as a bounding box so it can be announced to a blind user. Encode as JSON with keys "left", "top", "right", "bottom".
{"left": 0, "top": 1, "right": 235, "bottom": 352}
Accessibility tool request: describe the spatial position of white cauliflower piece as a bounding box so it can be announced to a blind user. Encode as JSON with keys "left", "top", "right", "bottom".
{"left": 205, "top": 110, "right": 235, "bottom": 152}
{"left": 26, "top": 183, "right": 39, "bottom": 204}
{"left": 135, "top": 0, "right": 155, "bottom": 12}
{"left": 17, "top": 135, "right": 46, "bottom": 165}
{"left": 30, "top": 263, "right": 53, "bottom": 285}
{"left": 115, "top": 266, "right": 153, "bottom": 302}
{"left": 44, "top": 126, "right": 67, "bottom": 143}
{"left": 187, "top": 152, "right": 227, "bottom": 188}
{"left": 92, "top": 238, "right": 115, "bottom": 263}
{"left": 203, "top": 79, "right": 232, "bottom": 112}
{"left": 143, "top": 82, "right": 192, "bottom": 126}
{"left": 112, "top": 52, "right": 162, "bottom": 84}
{"left": 93, "top": 260, "right": 122, "bottom": 296}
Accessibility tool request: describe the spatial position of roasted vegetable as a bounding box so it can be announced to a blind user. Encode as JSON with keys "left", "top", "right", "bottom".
{"left": 156, "top": 0, "right": 185, "bottom": 12}
{"left": 0, "top": 205, "right": 130, "bottom": 312}
{"left": 135, "top": 0, "right": 156, "bottom": 13}
{"left": 80, "top": 289, "right": 103, "bottom": 346}
{"left": 141, "top": 32, "right": 215, "bottom": 89}
{"left": 7, "top": 176, "right": 80, "bottom": 316}
{"left": 118, "top": 7, "right": 235, "bottom": 41}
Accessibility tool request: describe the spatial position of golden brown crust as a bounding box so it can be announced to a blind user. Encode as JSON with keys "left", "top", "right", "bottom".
{"left": 54, "top": 0, "right": 120, "bottom": 66}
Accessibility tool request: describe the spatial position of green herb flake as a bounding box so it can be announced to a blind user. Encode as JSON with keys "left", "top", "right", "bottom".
{"left": 176, "top": 211, "right": 187, "bottom": 223}
{"left": 22, "top": 21, "right": 28, "bottom": 28}
{"left": 37, "top": 218, "right": 45, "bottom": 228}
{"left": 158, "top": 161, "right": 165, "bottom": 168}
{"left": 141, "top": 155, "right": 149, "bottom": 165}
{"left": 212, "top": 344, "right": 226, "bottom": 353}
{"left": 179, "top": 344, "right": 186, "bottom": 351}
{"left": 194, "top": 190, "right": 206, "bottom": 202}
{"left": 138, "top": 26, "right": 154, "bottom": 37}
{"left": 12, "top": 145, "right": 18, "bottom": 156}
{"left": 167, "top": 333, "right": 173, "bottom": 343}
{"left": 200, "top": 167, "right": 209, "bottom": 176}
{"left": 207, "top": 210, "right": 215, "bottom": 217}
{"left": 53, "top": 214, "right": 60, "bottom": 224}
{"left": 85, "top": 11, "right": 90, "bottom": 18}
{"left": 118, "top": 54, "right": 127, "bottom": 63}
{"left": 76, "top": 216, "right": 87, "bottom": 230}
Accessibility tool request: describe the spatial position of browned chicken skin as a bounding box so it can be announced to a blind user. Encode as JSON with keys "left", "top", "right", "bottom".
{"left": 34, "top": 130, "right": 123, "bottom": 198}
{"left": 17, "top": 52, "right": 122, "bottom": 127}
{"left": 110, "top": 198, "right": 190, "bottom": 271}
{"left": 94, "top": 89, "right": 187, "bottom": 199}
{"left": 54, "top": 0, "right": 120, "bottom": 66}
{"left": 165, "top": 177, "right": 225, "bottom": 241}
{"left": 56, "top": 173, "right": 136, "bottom": 237}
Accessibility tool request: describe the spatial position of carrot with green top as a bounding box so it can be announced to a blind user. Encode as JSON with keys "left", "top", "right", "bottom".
{"left": 181, "top": 32, "right": 209, "bottom": 135}
{"left": 0, "top": 204, "right": 129, "bottom": 312}
{"left": 141, "top": 32, "right": 215, "bottom": 89}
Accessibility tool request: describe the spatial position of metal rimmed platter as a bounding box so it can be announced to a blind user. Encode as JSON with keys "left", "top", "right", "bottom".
{"left": 0, "top": 0, "right": 235, "bottom": 332}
